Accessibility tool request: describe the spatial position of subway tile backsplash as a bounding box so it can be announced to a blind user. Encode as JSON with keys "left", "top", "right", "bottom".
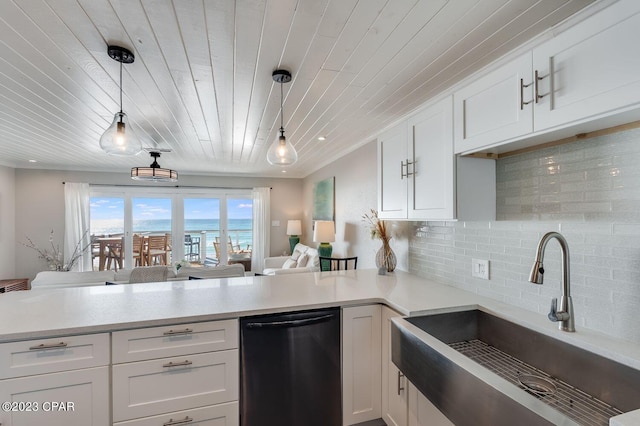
{"left": 409, "top": 127, "right": 640, "bottom": 343}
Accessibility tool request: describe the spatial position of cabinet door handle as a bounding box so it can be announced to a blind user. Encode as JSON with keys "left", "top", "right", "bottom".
{"left": 397, "top": 371, "right": 405, "bottom": 395}
{"left": 29, "top": 341, "right": 68, "bottom": 350}
{"left": 406, "top": 159, "right": 416, "bottom": 177}
{"left": 163, "top": 328, "right": 193, "bottom": 336}
{"left": 520, "top": 78, "right": 532, "bottom": 110}
{"left": 400, "top": 160, "right": 407, "bottom": 179}
{"left": 535, "top": 70, "right": 547, "bottom": 103}
{"left": 162, "top": 360, "right": 193, "bottom": 368}
{"left": 163, "top": 416, "right": 193, "bottom": 426}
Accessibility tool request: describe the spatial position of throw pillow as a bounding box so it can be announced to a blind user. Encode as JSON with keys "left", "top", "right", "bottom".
{"left": 297, "top": 253, "right": 309, "bottom": 267}
{"left": 291, "top": 249, "right": 302, "bottom": 261}
{"left": 282, "top": 258, "right": 297, "bottom": 269}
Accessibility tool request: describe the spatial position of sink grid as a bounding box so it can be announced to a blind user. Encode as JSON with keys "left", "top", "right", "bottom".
{"left": 449, "top": 339, "right": 623, "bottom": 426}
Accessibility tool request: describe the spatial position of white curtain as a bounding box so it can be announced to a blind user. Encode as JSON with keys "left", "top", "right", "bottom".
{"left": 251, "top": 187, "right": 270, "bottom": 273}
{"left": 64, "top": 182, "right": 92, "bottom": 271}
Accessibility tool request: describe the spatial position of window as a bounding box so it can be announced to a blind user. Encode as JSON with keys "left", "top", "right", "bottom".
{"left": 89, "top": 188, "right": 253, "bottom": 271}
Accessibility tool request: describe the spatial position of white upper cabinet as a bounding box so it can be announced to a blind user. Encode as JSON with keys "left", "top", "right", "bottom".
{"left": 378, "top": 96, "right": 456, "bottom": 220}
{"left": 533, "top": 0, "right": 640, "bottom": 131}
{"left": 454, "top": 0, "right": 640, "bottom": 155}
{"left": 378, "top": 123, "right": 408, "bottom": 219}
{"left": 454, "top": 53, "right": 533, "bottom": 154}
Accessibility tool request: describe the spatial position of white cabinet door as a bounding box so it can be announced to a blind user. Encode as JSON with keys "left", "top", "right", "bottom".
{"left": 533, "top": 0, "right": 640, "bottom": 132}
{"left": 0, "top": 366, "right": 110, "bottom": 426}
{"left": 342, "top": 305, "right": 381, "bottom": 426}
{"left": 381, "top": 306, "right": 408, "bottom": 426}
{"left": 378, "top": 123, "right": 408, "bottom": 219}
{"left": 408, "top": 96, "right": 455, "bottom": 220}
{"left": 454, "top": 52, "right": 533, "bottom": 154}
{"left": 407, "top": 382, "right": 454, "bottom": 426}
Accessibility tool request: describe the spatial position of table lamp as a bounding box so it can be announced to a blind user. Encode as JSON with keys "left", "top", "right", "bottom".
{"left": 313, "top": 220, "right": 335, "bottom": 258}
{"left": 286, "top": 220, "right": 302, "bottom": 254}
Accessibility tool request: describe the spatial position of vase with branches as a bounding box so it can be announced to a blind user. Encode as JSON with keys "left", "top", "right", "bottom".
{"left": 362, "top": 209, "right": 396, "bottom": 272}
{"left": 23, "top": 229, "right": 91, "bottom": 271}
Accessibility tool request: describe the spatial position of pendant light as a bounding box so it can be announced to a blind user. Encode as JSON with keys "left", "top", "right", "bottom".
{"left": 267, "top": 69, "right": 298, "bottom": 166}
{"left": 131, "top": 151, "right": 178, "bottom": 182}
{"left": 99, "top": 45, "right": 142, "bottom": 156}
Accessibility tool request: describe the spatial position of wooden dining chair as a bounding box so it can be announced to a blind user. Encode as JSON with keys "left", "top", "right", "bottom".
{"left": 132, "top": 234, "right": 143, "bottom": 267}
{"left": 319, "top": 256, "right": 358, "bottom": 272}
{"left": 145, "top": 235, "right": 168, "bottom": 266}
{"left": 105, "top": 238, "right": 124, "bottom": 271}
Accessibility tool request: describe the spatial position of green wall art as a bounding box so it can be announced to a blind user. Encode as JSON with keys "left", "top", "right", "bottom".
{"left": 313, "top": 177, "right": 335, "bottom": 221}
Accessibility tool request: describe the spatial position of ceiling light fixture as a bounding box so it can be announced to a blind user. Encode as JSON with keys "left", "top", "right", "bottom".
{"left": 131, "top": 151, "right": 177, "bottom": 182}
{"left": 267, "top": 69, "right": 298, "bottom": 166}
{"left": 99, "top": 45, "right": 142, "bottom": 156}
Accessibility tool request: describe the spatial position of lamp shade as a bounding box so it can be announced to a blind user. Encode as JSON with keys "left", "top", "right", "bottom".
{"left": 100, "top": 111, "right": 142, "bottom": 156}
{"left": 286, "top": 220, "right": 302, "bottom": 236}
{"left": 313, "top": 220, "right": 335, "bottom": 243}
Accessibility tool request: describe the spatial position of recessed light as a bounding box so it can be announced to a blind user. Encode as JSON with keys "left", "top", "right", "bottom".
{"left": 281, "top": 170, "right": 287, "bottom": 173}
{"left": 28, "top": 159, "right": 37, "bottom": 163}
{"left": 317, "top": 136, "right": 326, "bottom": 141}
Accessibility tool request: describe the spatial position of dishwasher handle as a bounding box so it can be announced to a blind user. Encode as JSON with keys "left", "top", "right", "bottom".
{"left": 245, "top": 313, "right": 335, "bottom": 329}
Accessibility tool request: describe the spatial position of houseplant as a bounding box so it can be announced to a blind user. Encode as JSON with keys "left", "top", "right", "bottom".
{"left": 362, "top": 209, "right": 396, "bottom": 272}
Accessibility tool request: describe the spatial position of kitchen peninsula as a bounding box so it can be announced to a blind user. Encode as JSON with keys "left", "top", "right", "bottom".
{"left": 2, "top": 270, "right": 640, "bottom": 426}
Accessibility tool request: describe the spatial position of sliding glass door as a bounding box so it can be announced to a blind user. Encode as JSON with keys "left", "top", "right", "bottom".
{"left": 89, "top": 188, "right": 253, "bottom": 271}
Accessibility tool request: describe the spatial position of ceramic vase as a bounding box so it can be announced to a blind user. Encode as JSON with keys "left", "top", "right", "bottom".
{"left": 375, "top": 240, "right": 397, "bottom": 272}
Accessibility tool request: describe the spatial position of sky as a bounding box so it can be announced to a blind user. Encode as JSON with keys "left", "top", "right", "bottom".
{"left": 90, "top": 197, "right": 253, "bottom": 221}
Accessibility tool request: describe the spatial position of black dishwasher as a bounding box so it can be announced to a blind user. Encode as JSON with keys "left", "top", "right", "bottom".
{"left": 240, "top": 307, "right": 341, "bottom": 426}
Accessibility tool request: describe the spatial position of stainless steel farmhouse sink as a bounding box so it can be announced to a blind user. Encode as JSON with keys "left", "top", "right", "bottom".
{"left": 391, "top": 309, "right": 640, "bottom": 426}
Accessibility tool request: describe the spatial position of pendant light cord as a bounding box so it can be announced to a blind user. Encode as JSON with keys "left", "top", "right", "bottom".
{"left": 280, "top": 80, "right": 284, "bottom": 131}
{"left": 119, "top": 59, "right": 123, "bottom": 114}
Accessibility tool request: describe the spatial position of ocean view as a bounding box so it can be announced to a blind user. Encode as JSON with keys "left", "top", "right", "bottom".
{"left": 91, "top": 219, "right": 253, "bottom": 258}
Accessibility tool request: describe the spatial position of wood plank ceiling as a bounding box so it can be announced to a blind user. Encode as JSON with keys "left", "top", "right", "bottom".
{"left": 0, "top": 0, "right": 594, "bottom": 178}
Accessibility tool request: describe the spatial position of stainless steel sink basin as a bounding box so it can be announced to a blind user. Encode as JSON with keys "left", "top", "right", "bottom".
{"left": 391, "top": 309, "right": 640, "bottom": 426}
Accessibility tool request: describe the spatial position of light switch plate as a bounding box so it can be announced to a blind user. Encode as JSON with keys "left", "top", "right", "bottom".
{"left": 271, "top": 220, "right": 280, "bottom": 227}
{"left": 472, "top": 258, "right": 490, "bottom": 280}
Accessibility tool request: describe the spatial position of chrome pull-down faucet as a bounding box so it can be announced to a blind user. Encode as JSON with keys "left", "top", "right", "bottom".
{"left": 528, "top": 231, "right": 575, "bottom": 332}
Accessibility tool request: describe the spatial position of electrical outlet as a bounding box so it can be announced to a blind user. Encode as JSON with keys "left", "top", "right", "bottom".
{"left": 472, "top": 258, "right": 490, "bottom": 280}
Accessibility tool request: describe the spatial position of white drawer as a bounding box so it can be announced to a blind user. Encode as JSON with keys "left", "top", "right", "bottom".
{"left": 0, "top": 333, "right": 110, "bottom": 379}
{"left": 114, "top": 401, "right": 239, "bottom": 426}
{"left": 112, "top": 349, "right": 239, "bottom": 422}
{"left": 112, "top": 319, "right": 238, "bottom": 363}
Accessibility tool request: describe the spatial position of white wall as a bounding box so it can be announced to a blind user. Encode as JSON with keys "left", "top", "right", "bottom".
{"left": 0, "top": 165, "right": 15, "bottom": 279}
{"left": 302, "top": 141, "right": 409, "bottom": 270}
{"left": 14, "top": 169, "right": 302, "bottom": 279}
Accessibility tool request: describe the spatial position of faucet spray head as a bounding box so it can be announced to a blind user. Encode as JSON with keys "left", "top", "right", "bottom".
{"left": 529, "top": 261, "right": 544, "bottom": 284}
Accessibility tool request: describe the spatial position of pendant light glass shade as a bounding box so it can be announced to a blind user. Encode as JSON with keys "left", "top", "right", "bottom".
{"left": 267, "top": 69, "right": 297, "bottom": 166}
{"left": 100, "top": 111, "right": 142, "bottom": 156}
{"left": 267, "top": 127, "right": 298, "bottom": 165}
{"left": 100, "top": 45, "right": 141, "bottom": 156}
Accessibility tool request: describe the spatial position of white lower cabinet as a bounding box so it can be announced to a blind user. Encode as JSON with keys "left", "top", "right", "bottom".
{"left": 114, "top": 401, "right": 239, "bottom": 426}
{"left": 381, "top": 306, "right": 408, "bottom": 426}
{"left": 342, "top": 304, "right": 382, "bottom": 426}
{"left": 0, "top": 334, "right": 110, "bottom": 426}
{"left": 407, "top": 382, "right": 454, "bottom": 426}
{"left": 112, "top": 320, "right": 239, "bottom": 425}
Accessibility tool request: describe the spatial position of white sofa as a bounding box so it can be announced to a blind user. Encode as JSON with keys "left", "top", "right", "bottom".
{"left": 31, "top": 264, "right": 246, "bottom": 289}
{"left": 262, "top": 243, "right": 320, "bottom": 275}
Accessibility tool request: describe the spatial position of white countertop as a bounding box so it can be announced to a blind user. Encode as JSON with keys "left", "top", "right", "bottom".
{"left": 2, "top": 269, "right": 640, "bottom": 371}
{"left": 2, "top": 268, "right": 640, "bottom": 424}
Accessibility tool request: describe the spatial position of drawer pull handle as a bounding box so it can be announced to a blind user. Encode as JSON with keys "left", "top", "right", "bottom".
{"left": 163, "top": 328, "right": 193, "bottom": 336}
{"left": 29, "top": 342, "right": 68, "bottom": 350}
{"left": 163, "top": 416, "right": 193, "bottom": 426}
{"left": 162, "top": 360, "right": 193, "bottom": 368}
